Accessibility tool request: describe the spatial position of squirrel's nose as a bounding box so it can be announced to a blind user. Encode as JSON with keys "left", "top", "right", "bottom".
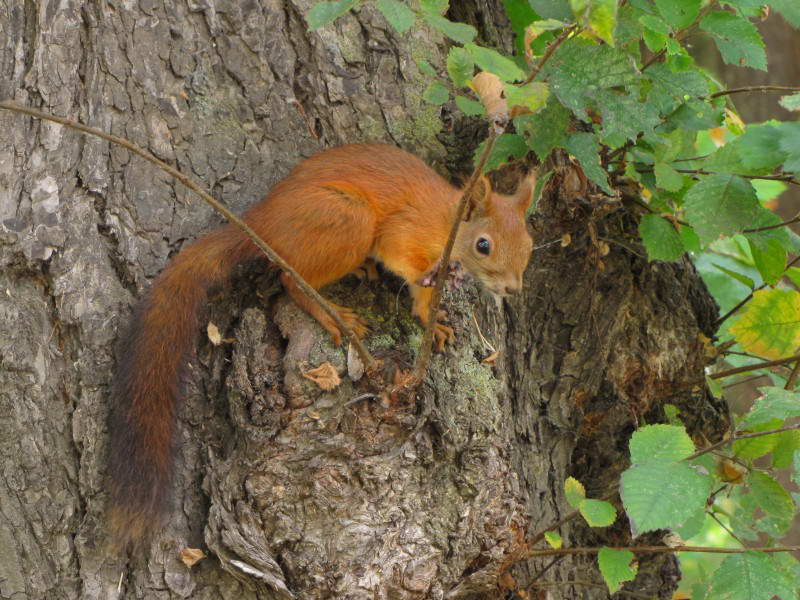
{"left": 504, "top": 280, "right": 522, "bottom": 294}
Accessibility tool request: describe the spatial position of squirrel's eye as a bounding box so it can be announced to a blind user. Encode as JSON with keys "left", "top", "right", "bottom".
{"left": 476, "top": 237, "right": 491, "bottom": 255}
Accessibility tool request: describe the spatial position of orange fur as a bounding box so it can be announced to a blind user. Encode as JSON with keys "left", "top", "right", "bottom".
{"left": 107, "top": 144, "right": 535, "bottom": 548}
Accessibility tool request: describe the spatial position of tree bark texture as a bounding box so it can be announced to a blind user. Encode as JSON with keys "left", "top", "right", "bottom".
{"left": 0, "top": 1, "right": 726, "bottom": 599}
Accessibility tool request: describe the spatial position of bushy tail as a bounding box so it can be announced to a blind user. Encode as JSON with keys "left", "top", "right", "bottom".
{"left": 107, "top": 225, "right": 253, "bottom": 549}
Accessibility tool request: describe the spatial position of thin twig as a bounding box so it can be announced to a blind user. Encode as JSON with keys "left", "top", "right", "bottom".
{"left": 526, "top": 544, "right": 800, "bottom": 558}
{"left": 523, "top": 24, "right": 578, "bottom": 85}
{"left": 709, "top": 85, "right": 800, "bottom": 99}
{"left": 688, "top": 423, "right": 800, "bottom": 462}
{"left": 0, "top": 100, "right": 377, "bottom": 370}
{"left": 743, "top": 214, "right": 800, "bottom": 234}
{"left": 785, "top": 357, "right": 800, "bottom": 391}
{"left": 707, "top": 353, "right": 800, "bottom": 381}
{"left": 412, "top": 129, "right": 500, "bottom": 382}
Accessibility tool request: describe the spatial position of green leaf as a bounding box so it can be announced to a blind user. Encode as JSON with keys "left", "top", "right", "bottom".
{"left": 645, "top": 64, "right": 710, "bottom": 115}
{"left": 454, "top": 95, "right": 485, "bottom": 116}
{"left": 446, "top": 47, "right": 474, "bottom": 88}
{"left": 740, "top": 387, "right": 800, "bottom": 429}
{"left": 772, "top": 429, "right": 800, "bottom": 469}
{"left": 598, "top": 548, "right": 637, "bottom": 594}
{"left": 579, "top": 498, "right": 617, "bottom": 527}
{"left": 594, "top": 89, "right": 662, "bottom": 142}
{"left": 779, "top": 93, "right": 800, "bottom": 112}
{"left": 683, "top": 174, "right": 762, "bottom": 245}
{"left": 423, "top": 14, "right": 477, "bottom": 43}
{"left": 738, "top": 124, "right": 788, "bottom": 171}
{"left": 569, "top": 0, "right": 617, "bottom": 46}
{"left": 735, "top": 420, "right": 782, "bottom": 460}
{"left": 640, "top": 16, "right": 669, "bottom": 52}
{"left": 376, "top": 0, "right": 415, "bottom": 34}
{"left": 529, "top": 0, "right": 573, "bottom": 21}
{"left": 788, "top": 267, "right": 800, "bottom": 289}
{"left": 748, "top": 237, "right": 786, "bottom": 286}
{"left": 542, "top": 38, "right": 637, "bottom": 118}
{"left": 729, "top": 289, "right": 800, "bottom": 360}
{"left": 544, "top": 530, "right": 562, "bottom": 548}
{"left": 565, "top": 132, "right": 612, "bottom": 193}
{"left": 419, "top": 0, "right": 447, "bottom": 15}
{"left": 748, "top": 471, "right": 795, "bottom": 536}
{"left": 709, "top": 553, "right": 797, "bottom": 600}
{"left": 504, "top": 82, "right": 550, "bottom": 113}
{"left": 621, "top": 461, "right": 711, "bottom": 535}
{"left": 712, "top": 263, "right": 754, "bottom": 290}
{"left": 700, "top": 11, "right": 766, "bottom": 71}
{"left": 639, "top": 214, "right": 684, "bottom": 262}
{"left": 771, "top": 0, "right": 800, "bottom": 28}
{"left": 654, "top": 0, "right": 700, "bottom": 29}
{"left": 629, "top": 424, "right": 696, "bottom": 464}
{"left": 654, "top": 162, "right": 684, "bottom": 192}
{"left": 565, "top": 476, "right": 586, "bottom": 508}
{"left": 517, "top": 98, "right": 571, "bottom": 160}
{"left": 416, "top": 58, "right": 437, "bottom": 77}
{"left": 777, "top": 122, "right": 800, "bottom": 175}
{"left": 306, "top": 0, "right": 360, "bottom": 30}
{"left": 422, "top": 81, "right": 449, "bottom": 105}
{"left": 666, "top": 98, "right": 724, "bottom": 131}
{"left": 475, "top": 133, "right": 528, "bottom": 173}
{"left": 464, "top": 43, "right": 525, "bottom": 82}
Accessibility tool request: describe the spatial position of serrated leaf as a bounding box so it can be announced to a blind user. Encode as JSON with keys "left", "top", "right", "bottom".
{"left": 579, "top": 498, "right": 617, "bottom": 527}
{"left": 464, "top": 43, "right": 524, "bottom": 82}
{"left": 777, "top": 121, "right": 800, "bottom": 175}
{"left": 654, "top": 162, "right": 684, "bottom": 192}
{"left": 629, "top": 424, "right": 696, "bottom": 464}
{"left": 641, "top": 17, "right": 668, "bottom": 52}
{"left": 504, "top": 82, "right": 550, "bottom": 113}
{"left": 729, "top": 289, "right": 800, "bottom": 360}
{"left": 748, "top": 238, "right": 786, "bottom": 286}
{"left": 748, "top": 472, "right": 795, "bottom": 536}
{"left": 376, "top": 0, "right": 415, "bottom": 34}
{"left": 711, "top": 263, "right": 754, "bottom": 290}
{"left": 621, "top": 462, "right": 711, "bottom": 535}
{"left": 475, "top": 133, "right": 528, "bottom": 173}
{"left": 598, "top": 548, "right": 637, "bottom": 594}
{"left": 541, "top": 38, "right": 637, "bottom": 118}
{"left": 306, "top": 0, "right": 360, "bottom": 30}
{"left": 709, "top": 553, "right": 796, "bottom": 600}
{"left": 738, "top": 124, "right": 788, "bottom": 171}
{"left": 544, "top": 530, "right": 562, "bottom": 548}
{"left": 779, "top": 93, "right": 800, "bottom": 112}
{"left": 700, "top": 11, "right": 766, "bottom": 71}
{"left": 772, "top": 429, "right": 800, "bottom": 469}
{"left": 771, "top": 0, "right": 800, "bottom": 28}
{"left": 639, "top": 214, "right": 684, "bottom": 262}
{"left": 667, "top": 98, "right": 724, "bottom": 131}
{"left": 683, "top": 174, "right": 762, "bottom": 245}
{"left": 645, "top": 64, "right": 710, "bottom": 115}
{"left": 565, "top": 132, "right": 611, "bottom": 193}
{"left": 570, "top": 0, "right": 617, "bottom": 46}
{"left": 419, "top": 0, "right": 447, "bottom": 15}
{"left": 454, "top": 95, "right": 484, "bottom": 116}
{"left": 422, "top": 81, "right": 449, "bottom": 105}
{"left": 565, "top": 476, "right": 586, "bottom": 508}
{"left": 740, "top": 387, "right": 800, "bottom": 429}
{"left": 734, "top": 420, "right": 782, "bottom": 460}
{"left": 654, "top": 0, "right": 699, "bottom": 29}
{"left": 416, "top": 58, "right": 437, "bottom": 77}
{"left": 423, "top": 14, "right": 477, "bottom": 43}
{"left": 516, "top": 97, "right": 571, "bottom": 160}
{"left": 594, "top": 89, "right": 662, "bottom": 142}
{"left": 446, "top": 47, "right": 473, "bottom": 88}
{"left": 530, "top": 0, "right": 573, "bottom": 21}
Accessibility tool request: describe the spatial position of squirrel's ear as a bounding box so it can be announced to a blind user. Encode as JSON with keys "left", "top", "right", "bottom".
{"left": 514, "top": 173, "right": 536, "bottom": 214}
{"left": 464, "top": 175, "right": 492, "bottom": 221}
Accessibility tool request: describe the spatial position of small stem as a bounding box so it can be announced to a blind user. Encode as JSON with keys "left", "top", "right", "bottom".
{"left": 0, "top": 100, "right": 377, "bottom": 369}
{"left": 709, "top": 85, "right": 800, "bottom": 99}
{"left": 785, "top": 356, "right": 800, "bottom": 391}
{"left": 411, "top": 129, "right": 500, "bottom": 382}
{"left": 708, "top": 353, "right": 800, "bottom": 380}
{"left": 523, "top": 24, "right": 578, "bottom": 85}
{"left": 688, "top": 423, "right": 800, "bottom": 461}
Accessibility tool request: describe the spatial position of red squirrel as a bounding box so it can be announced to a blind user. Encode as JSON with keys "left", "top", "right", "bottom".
{"left": 107, "top": 143, "right": 534, "bottom": 548}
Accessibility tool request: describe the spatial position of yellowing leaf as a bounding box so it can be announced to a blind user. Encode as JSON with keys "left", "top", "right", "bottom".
{"left": 729, "top": 289, "right": 800, "bottom": 359}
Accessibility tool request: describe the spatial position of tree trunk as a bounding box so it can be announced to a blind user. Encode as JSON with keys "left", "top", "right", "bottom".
{"left": 0, "top": 1, "right": 725, "bottom": 599}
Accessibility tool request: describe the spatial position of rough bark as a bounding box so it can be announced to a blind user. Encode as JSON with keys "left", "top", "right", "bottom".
{"left": 0, "top": 1, "right": 725, "bottom": 599}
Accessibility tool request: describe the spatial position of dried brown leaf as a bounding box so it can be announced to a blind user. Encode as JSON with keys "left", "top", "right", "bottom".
{"left": 302, "top": 362, "right": 341, "bottom": 391}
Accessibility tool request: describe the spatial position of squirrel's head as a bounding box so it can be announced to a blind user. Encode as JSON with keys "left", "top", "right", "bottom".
{"left": 454, "top": 175, "right": 535, "bottom": 297}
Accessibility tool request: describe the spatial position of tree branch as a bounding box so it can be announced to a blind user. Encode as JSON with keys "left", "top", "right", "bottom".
{"left": 0, "top": 100, "right": 377, "bottom": 370}
{"left": 527, "top": 544, "right": 800, "bottom": 558}
{"left": 709, "top": 85, "right": 800, "bottom": 99}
